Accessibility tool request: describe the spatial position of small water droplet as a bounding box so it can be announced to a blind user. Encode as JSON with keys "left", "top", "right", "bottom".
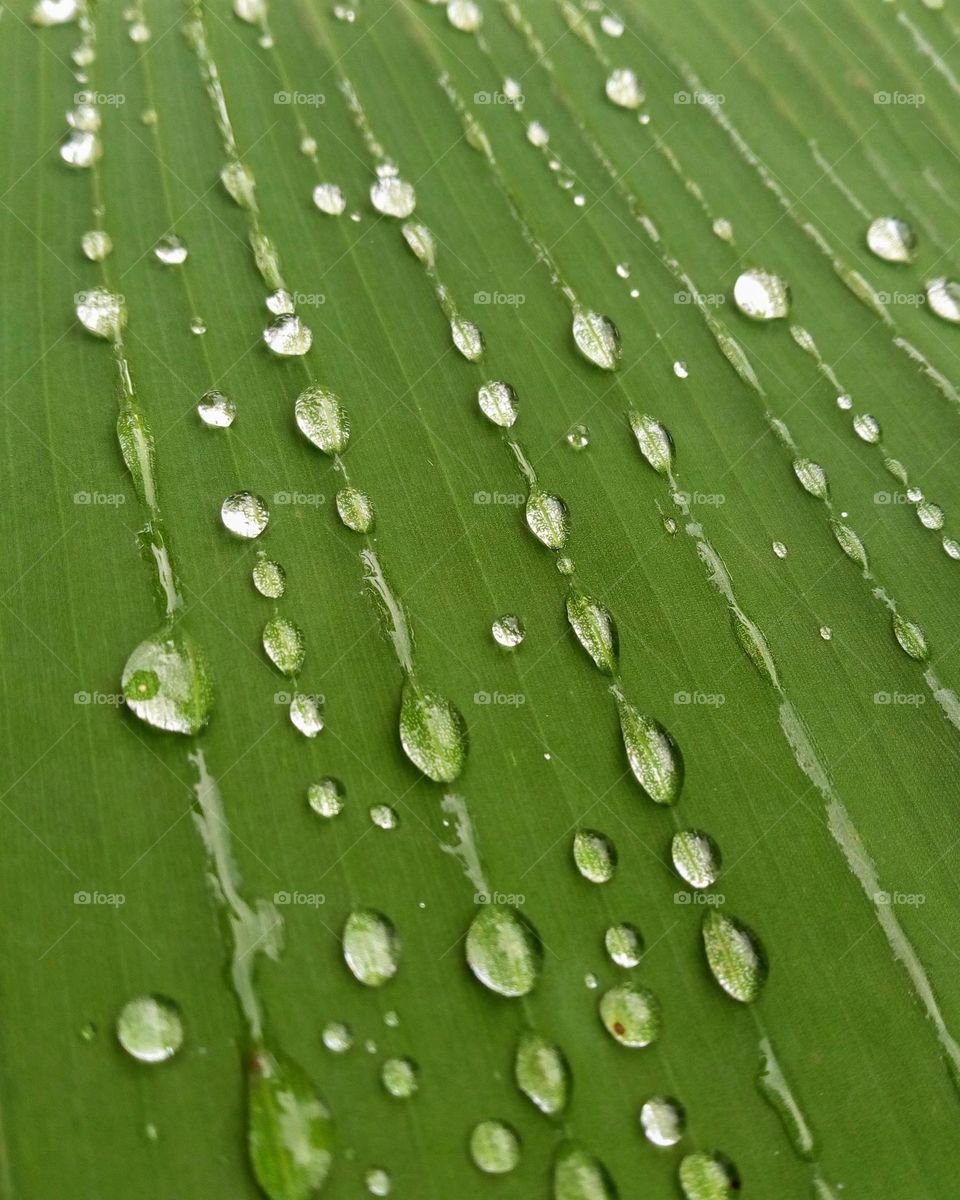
{"left": 673, "top": 360, "right": 689, "bottom": 378}
{"left": 678, "top": 1153, "right": 739, "bottom": 1200}
{"left": 190, "top": 316, "right": 206, "bottom": 335}
{"left": 793, "top": 457, "right": 829, "bottom": 500}
{"left": 892, "top": 612, "right": 929, "bottom": 661}
{"left": 371, "top": 175, "right": 416, "bottom": 217}
{"left": 492, "top": 614, "right": 525, "bottom": 648}
{"left": 572, "top": 308, "right": 622, "bottom": 370}
{"left": 772, "top": 540, "right": 788, "bottom": 559}
{"left": 76, "top": 287, "right": 126, "bottom": 339}
{"left": 265, "top": 288, "right": 294, "bottom": 316}
{"left": 584, "top": 972, "right": 598, "bottom": 989}
{"left": 60, "top": 129, "right": 101, "bottom": 168}
{"left": 399, "top": 681, "right": 468, "bottom": 782}
{"left": 615, "top": 262, "right": 630, "bottom": 279}
{"left": 553, "top": 1143, "right": 617, "bottom": 1200}
{"left": 335, "top": 487, "right": 375, "bottom": 533}
{"left": 122, "top": 631, "right": 212, "bottom": 735}
{"left": 365, "top": 1167, "right": 392, "bottom": 1196}
{"left": 343, "top": 910, "right": 401, "bottom": 987}
{"left": 733, "top": 269, "right": 790, "bottom": 320}
{"left": 264, "top": 313, "right": 312, "bottom": 357}
{"left": 221, "top": 491, "right": 269, "bottom": 538}
{"left": 943, "top": 537, "right": 960, "bottom": 560}
{"left": 566, "top": 423, "right": 590, "bottom": 450}
{"left": 153, "top": 233, "right": 188, "bottom": 266}
{"left": 322, "top": 1020, "right": 352, "bottom": 1052}
{"left": 32, "top": 0, "right": 79, "bottom": 26}
{"left": 252, "top": 557, "right": 285, "bottom": 598}
{"left": 851, "top": 413, "right": 880, "bottom": 444}
{"left": 605, "top": 922, "right": 644, "bottom": 968}
{"left": 451, "top": 315, "right": 484, "bottom": 361}
{"left": 672, "top": 829, "right": 721, "bottom": 888}
{"left": 401, "top": 220, "right": 436, "bottom": 265}
{"left": 332, "top": 4, "right": 356, "bottom": 23}
{"left": 526, "top": 120, "right": 550, "bottom": 147}
{"left": 116, "top": 995, "right": 183, "bottom": 1063}
{"left": 470, "top": 1120, "right": 520, "bottom": 1173}
{"left": 599, "top": 983, "right": 662, "bottom": 1047}
{"left": 299, "top": 135, "right": 317, "bottom": 157}
{"left": 866, "top": 216, "right": 917, "bottom": 264}
{"left": 312, "top": 182, "right": 346, "bottom": 215}
{"left": 566, "top": 591, "right": 619, "bottom": 674}
{"left": 67, "top": 101, "right": 100, "bottom": 132}
{"left": 80, "top": 1020, "right": 97, "bottom": 1042}
{"left": 526, "top": 490, "right": 570, "bottom": 550}
{"left": 81, "top": 229, "right": 112, "bottom": 261}
{"left": 640, "top": 1096, "right": 686, "bottom": 1147}
{"left": 197, "top": 389, "right": 236, "bottom": 428}
{"left": 926, "top": 277, "right": 960, "bottom": 324}
{"left": 819, "top": 625, "right": 832, "bottom": 641}
{"left": 630, "top": 412, "right": 674, "bottom": 475}
{"left": 290, "top": 692, "right": 324, "bottom": 737}
{"left": 478, "top": 380, "right": 519, "bottom": 427}
{"left": 601, "top": 13, "right": 624, "bottom": 36}
{"left": 381, "top": 1056, "right": 418, "bottom": 1098}
{"left": 370, "top": 803, "right": 399, "bottom": 829}
{"left": 556, "top": 556, "right": 575, "bottom": 576}
{"left": 466, "top": 905, "right": 542, "bottom": 997}
{"left": 296, "top": 386, "right": 350, "bottom": 455}
{"left": 917, "top": 501, "right": 944, "bottom": 530}
{"left": 573, "top": 829, "right": 617, "bottom": 883}
{"left": 308, "top": 777, "right": 344, "bottom": 818}
{"left": 616, "top": 694, "right": 683, "bottom": 805}
{"left": 262, "top": 615, "right": 306, "bottom": 676}
{"left": 702, "top": 910, "right": 767, "bottom": 1003}
{"left": 712, "top": 217, "right": 734, "bottom": 242}
{"left": 514, "top": 1030, "right": 569, "bottom": 1115}
{"left": 837, "top": 393, "right": 853, "bottom": 410}
{"left": 906, "top": 486, "right": 923, "bottom": 503}
{"left": 605, "top": 67, "right": 644, "bottom": 109}
{"left": 221, "top": 159, "right": 257, "bottom": 208}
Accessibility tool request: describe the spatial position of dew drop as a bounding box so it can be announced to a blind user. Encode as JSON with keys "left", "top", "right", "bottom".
{"left": 733, "top": 269, "right": 790, "bottom": 320}
{"left": 295, "top": 386, "right": 350, "bottom": 455}
{"left": 584, "top": 973, "right": 598, "bottom": 990}
{"left": 599, "top": 983, "right": 662, "bottom": 1047}
{"left": 290, "top": 692, "right": 324, "bottom": 737}
{"left": 772, "top": 541, "right": 788, "bottom": 559}
{"left": 552, "top": 1142, "right": 617, "bottom": 1200}
{"left": 308, "top": 777, "right": 344, "bottom": 819}
{"left": 466, "top": 905, "right": 542, "bottom": 997}
{"left": 566, "top": 591, "right": 619, "bottom": 674}
{"left": 221, "top": 491, "right": 269, "bottom": 538}
{"left": 673, "top": 361, "right": 689, "bottom": 378}
{"left": 629, "top": 412, "right": 674, "bottom": 475}
{"left": 572, "top": 308, "right": 622, "bottom": 369}
{"left": 831, "top": 518, "right": 869, "bottom": 571}
{"left": 478, "top": 380, "right": 519, "bottom": 427}
{"left": 300, "top": 135, "right": 317, "bottom": 156}
{"left": 365, "top": 1167, "right": 392, "bottom": 1196}
{"left": 60, "top": 129, "right": 101, "bottom": 168}
{"left": 335, "top": 487, "right": 375, "bottom": 534}
{"left": 81, "top": 229, "right": 112, "bottom": 261}
{"left": 451, "top": 315, "right": 484, "bottom": 361}
{"left": 370, "top": 804, "right": 399, "bottom": 829}
{"left": 322, "top": 1020, "right": 352, "bottom": 1052}
{"left": 370, "top": 175, "right": 416, "bottom": 218}
{"left": 615, "top": 262, "right": 630, "bottom": 279}
{"left": 401, "top": 220, "right": 436, "bottom": 266}
{"left": 712, "top": 217, "right": 734, "bottom": 242}
{"left": 852, "top": 413, "right": 881, "bottom": 444}
{"left": 265, "top": 288, "right": 294, "bottom": 316}
{"left": 32, "top": 0, "right": 79, "bottom": 25}
{"left": 67, "top": 101, "right": 100, "bottom": 132}
{"left": 116, "top": 995, "right": 183, "bottom": 1063}
{"left": 566, "top": 423, "right": 590, "bottom": 450}
{"left": 616, "top": 694, "right": 683, "bottom": 805}
{"left": 76, "top": 287, "right": 126, "bottom": 339}
{"left": 233, "top": 0, "right": 266, "bottom": 21}
{"left": 792, "top": 457, "right": 829, "bottom": 500}
{"left": 252, "top": 558, "right": 285, "bottom": 598}
{"left": 153, "top": 232, "right": 187, "bottom": 265}
{"left": 702, "top": 910, "right": 767, "bottom": 1003}
{"left": 190, "top": 316, "right": 206, "bottom": 335}
{"left": 907, "top": 486, "right": 923, "bottom": 503}
{"left": 917, "top": 501, "right": 944, "bottom": 530}
{"left": 264, "top": 313, "right": 312, "bottom": 357}
{"left": 262, "top": 615, "right": 306, "bottom": 677}
{"left": 514, "top": 1030, "right": 570, "bottom": 1115}
{"left": 866, "top": 216, "right": 917, "bottom": 264}
{"left": 672, "top": 829, "right": 721, "bottom": 889}
{"left": 556, "top": 556, "right": 575, "bottom": 576}
{"left": 943, "top": 537, "right": 960, "bottom": 560}
{"left": 573, "top": 829, "right": 617, "bottom": 883}
{"left": 122, "top": 631, "right": 212, "bottom": 735}
{"left": 605, "top": 67, "right": 644, "bottom": 109}
{"left": 220, "top": 159, "right": 257, "bottom": 209}
{"left": 492, "top": 614, "right": 525, "bottom": 648}
{"left": 819, "top": 625, "right": 832, "bottom": 641}
{"left": 837, "top": 393, "right": 853, "bottom": 411}
{"left": 399, "top": 681, "right": 468, "bottom": 782}
{"left": 470, "top": 1120, "right": 519, "bottom": 1173}
{"left": 892, "top": 612, "right": 929, "bottom": 661}
{"left": 605, "top": 922, "right": 643, "bottom": 968}
{"left": 343, "top": 910, "right": 401, "bottom": 987}
{"left": 332, "top": 4, "right": 356, "bottom": 23}
{"left": 640, "top": 1096, "right": 686, "bottom": 1147}
{"left": 526, "top": 490, "right": 570, "bottom": 550}
{"left": 678, "top": 1153, "right": 739, "bottom": 1200}
{"left": 312, "top": 182, "right": 346, "bottom": 215}
{"left": 248, "top": 1048, "right": 334, "bottom": 1200}
{"left": 379, "top": 1055, "right": 418, "bottom": 1099}
{"left": 197, "top": 389, "right": 236, "bottom": 428}
{"left": 926, "top": 277, "right": 960, "bottom": 324}
{"left": 601, "top": 13, "right": 624, "bottom": 36}
{"left": 526, "top": 120, "right": 550, "bottom": 147}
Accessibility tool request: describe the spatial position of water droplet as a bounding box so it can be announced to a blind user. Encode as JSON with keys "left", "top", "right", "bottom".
{"left": 556, "top": 556, "right": 575, "bottom": 576}
{"left": 793, "top": 457, "right": 829, "bottom": 500}
{"left": 866, "top": 216, "right": 917, "bottom": 264}
{"left": 60, "top": 129, "right": 101, "bottom": 168}
{"left": 308, "top": 777, "right": 344, "bottom": 818}
{"left": 399, "top": 681, "right": 468, "bottom": 782}
{"left": 926, "top": 277, "right": 960, "bottom": 324}
{"left": 526, "top": 490, "right": 570, "bottom": 550}
{"left": 906, "top": 486, "right": 923, "bottom": 503}
{"left": 221, "top": 159, "right": 256, "bottom": 209}
{"left": 154, "top": 233, "right": 187, "bottom": 265}
{"left": 605, "top": 67, "right": 644, "bottom": 109}
{"left": 733, "top": 269, "right": 790, "bottom": 320}
{"left": 81, "top": 229, "right": 112, "bottom": 261}
{"left": 190, "top": 316, "right": 206, "bottom": 335}
{"left": 80, "top": 1020, "right": 97, "bottom": 1042}
{"left": 300, "top": 135, "right": 317, "bottom": 156}
{"left": 116, "top": 995, "right": 183, "bottom": 1063}
{"left": 601, "top": 13, "right": 624, "bottom": 36}
{"left": 566, "top": 591, "right": 619, "bottom": 675}
{"left": 248, "top": 1047, "right": 334, "bottom": 1200}
{"left": 332, "top": 4, "right": 356, "bottom": 23}
{"left": 943, "top": 537, "right": 960, "bottom": 560}
{"left": 552, "top": 1143, "right": 617, "bottom": 1200}
{"left": 221, "top": 491, "right": 270, "bottom": 538}
{"left": 678, "top": 1153, "right": 738, "bottom": 1200}
{"left": 584, "top": 972, "right": 598, "bottom": 990}
{"left": 67, "top": 101, "right": 100, "bottom": 132}
{"left": 831, "top": 518, "right": 868, "bottom": 570}
{"left": 702, "top": 910, "right": 767, "bottom": 1003}
{"left": 122, "top": 630, "right": 212, "bottom": 735}
{"left": 76, "top": 287, "right": 126, "bottom": 339}
{"left": 599, "top": 982, "right": 662, "bottom": 1047}
{"left": 616, "top": 695, "right": 683, "bottom": 805}
{"left": 492, "top": 614, "right": 525, "bottom": 648}
{"left": 371, "top": 175, "right": 416, "bottom": 217}
{"left": 343, "top": 910, "right": 401, "bottom": 987}
{"left": 573, "top": 829, "right": 617, "bottom": 883}
{"left": 470, "top": 1120, "right": 519, "bottom": 1173}
{"left": 514, "top": 1030, "right": 569, "bottom": 1115}
{"left": 370, "top": 803, "right": 399, "bottom": 829}
{"left": 917, "top": 501, "right": 944, "bottom": 530}
{"left": 819, "top": 625, "right": 832, "bottom": 641}
{"left": 772, "top": 541, "right": 788, "bottom": 559}
{"left": 640, "top": 1096, "right": 686, "bottom": 1147}
{"left": 334, "top": 487, "right": 374, "bottom": 534}
{"left": 605, "top": 922, "right": 643, "bottom": 968}
{"left": 264, "top": 313, "right": 312, "bottom": 357}
{"left": 197, "top": 389, "right": 236, "bottom": 428}
{"left": 466, "top": 905, "right": 542, "bottom": 997}
{"left": 837, "top": 393, "right": 853, "bottom": 411}
{"left": 572, "top": 308, "right": 622, "bottom": 369}
{"left": 401, "top": 221, "right": 436, "bottom": 267}
{"left": 378, "top": 1055, "right": 418, "bottom": 1099}
{"left": 322, "top": 1020, "right": 352, "bottom": 1052}
{"left": 32, "top": 0, "right": 79, "bottom": 25}
{"left": 672, "top": 830, "right": 721, "bottom": 888}
{"left": 295, "top": 387, "right": 350, "bottom": 455}
{"left": 852, "top": 413, "right": 881, "bottom": 444}
{"left": 673, "top": 361, "right": 689, "bottom": 379}
{"left": 365, "top": 1167, "right": 392, "bottom": 1196}
{"left": 265, "top": 288, "right": 294, "bottom": 316}
{"left": 478, "top": 380, "right": 519, "bottom": 427}
{"left": 615, "top": 262, "right": 630, "bottom": 279}
{"left": 252, "top": 558, "right": 285, "bottom": 598}
{"left": 629, "top": 412, "right": 674, "bottom": 475}
{"left": 712, "top": 217, "right": 734, "bottom": 242}
{"left": 290, "top": 692, "right": 324, "bottom": 737}
{"left": 262, "top": 615, "right": 306, "bottom": 677}
{"left": 566, "top": 423, "right": 590, "bottom": 450}
{"left": 892, "top": 612, "right": 928, "bottom": 661}
{"left": 312, "top": 182, "right": 346, "bottom": 215}
{"left": 451, "top": 315, "right": 484, "bottom": 361}
{"left": 234, "top": 0, "right": 266, "bottom": 21}
{"left": 526, "top": 120, "right": 550, "bottom": 147}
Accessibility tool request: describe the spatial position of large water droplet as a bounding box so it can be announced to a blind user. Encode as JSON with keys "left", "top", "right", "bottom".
{"left": 308, "top": 777, "right": 344, "bottom": 818}
{"left": 197, "top": 389, "right": 236, "bottom": 428}
{"left": 629, "top": 412, "right": 674, "bottom": 475}
{"left": 640, "top": 1096, "right": 685, "bottom": 1146}
{"left": 566, "top": 591, "right": 619, "bottom": 675}
{"left": 399, "top": 681, "right": 468, "bottom": 782}
{"left": 572, "top": 308, "right": 622, "bottom": 370}
{"left": 605, "top": 67, "right": 644, "bottom": 109}
{"left": 335, "top": 487, "right": 375, "bottom": 533}
{"left": 76, "top": 287, "right": 126, "bottom": 339}
{"left": 312, "top": 183, "right": 346, "bottom": 215}
{"left": 792, "top": 457, "right": 829, "bottom": 500}
{"left": 573, "top": 829, "right": 617, "bottom": 883}
{"left": 264, "top": 314, "right": 312, "bottom": 357}
{"left": 81, "top": 229, "right": 112, "bottom": 261}
{"left": 599, "top": 982, "right": 662, "bottom": 1047}
{"left": 616, "top": 695, "right": 683, "bottom": 805}
{"left": 262, "top": 615, "right": 306, "bottom": 677}
{"left": 492, "top": 614, "right": 525, "bottom": 648}
{"left": 852, "top": 413, "right": 881, "bottom": 444}
{"left": 32, "top": 0, "right": 80, "bottom": 25}
{"left": 60, "top": 129, "right": 101, "bottom": 168}
{"left": 672, "top": 830, "right": 721, "bottom": 889}
{"left": 116, "top": 994, "right": 183, "bottom": 1063}
{"left": 122, "top": 630, "right": 212, "bottom": 735}
{"left": 733, "top": 269, "right": 790, "bottom": 320}
{"left": 866, "top": 216, "right": 917, "bottom": 264}
{"left": 892, "top": 612, "right": 929, "bottom": 661}
{"left": 252, "top": 558, "right": 285, "bottom": 598}
{"left": 702, "top": 910, "right": 767, "bottom": 1003}
{"left": 605, "top": 922, "right": 643, "bottom": 968}
{"left": 343, "top": 910, "right": 401, "bottom": 987}
{"left": 248, "top": 1047, "right": 334, "bottom": 1200}
{"left": 678, "top": 1153, "right": 738, "bottom": 1200}
{"left": 926, "top": 277, "right": 960, "bottom": 324}
{"left": 381, "top": 1056, "right": 418, "bottom": 1098}
{"left": 552, "top": 1143, "right": 617, "bottom": 1200}
{"left": 526, "top": 490, "right": 570, "bottom": 550}
{"left": 917, "top": 501, "right": 944, "bottom": 530}
{"left": 466, "top": 905, "right": 542, "bottom": 997}
{"left": 154, "top": 233, "right": 188, "bottom": 265}
{"left": 371, "top": 175, "right": 416, "bottom": 218}
{"left": 478, "top": 381, "right": 519, "bottom": 428}
{"left": 295, "top": 386, "right": 350, "bottom": 455}
{"left": 514, "top": 1030, "right": 570, "bottom": 1115}
{"left": 221, "top": 491, "right": 270, "bottom": 538}
{"left": 469, "top": 1121, "right": 520, "bottom": 1173}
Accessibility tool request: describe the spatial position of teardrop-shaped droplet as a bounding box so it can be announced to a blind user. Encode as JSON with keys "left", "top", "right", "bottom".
{"left": 733, "top": 269, "right": 790, "bottom": 320}
{"left": 514, "top": 1030, "right": 570, "bottom": 1115}
{"left": 629, "top": 412, "right": 674, "bottom": 475}
{"left": 264, "top": 314, "right": 312, "bottom": 357}
{"left": 308, "top": 777, "right": 344, "bottom": 818}
{"left": 116, "top": 994, "right": 183, "bottom": 1063}
{"left": 289, "top": 692, "right": 323, "bottom": 737}
{"left": 466, "top": 905, "right": 542, "bottom": 998}
{"left": 312, "top": 183, "right": 346, "bottom": 215}
{"left": 81, "top": 229, "right": 112, "bottom": 261}
{"left": 295, "top": 386, "right": 350, "bottom": 455}
{"left": 792, "top": 457, "right": 829, "bottom": 500}
{"left": 451, "top": 315, "right": 484, "bottom": 361}
{"left": 262, "top": 615, "right": 306, "bottom": 677}
{"left": 852, "top": 413, "right": 881, "bottom": 444}
{"left": 76, "top": 287, "right": 126, "bottom": 339}
{"left": 197, "top": 389, "right": 236, "bottom": 428}
{"left": 265, "top": 288, "right": 294, "bottom": 316}
{"left": 552, "top": 1142, "right": 617, "bottom": 1200}
{"left": 616, "top": 695, "right": 683, "bottom": 805}
{"left": 605, "top": 922, "right": 643, "bottom": 968}
{"left": 221, "top": 491, "right": 270, "bottom": 538}
{"left": 399, "top": 681, "right": 468, "bottom": 782}
{"left": 343, "top": 910, "right": 401, "bottom": 987}
{"left": 221, "top": 159, "right": 257, "bottom": 208}
{"left": 492, "top": 614, "right": 525, "bottom": 648}
{"left": 572, "top": 308, "right": 622, "bottom": 370}
{"left": 469, "top": 1120, "right": 520, "bottom": 1174}
{"left": 335, "top": 487, "right": 375, "bottom": 533}
{"left": 365, "top": 1167, "right": 391, "bottom": 1196}
{"left": 866, "top": 216, "right": 917, "bottom": 264}
{"left": 370, "top": 176, "right": 416, "bottom": 218}
{"left": 478, "top": 381, "right": 518, "bottom": 428}
{"left": 573, "top": 829, "right": 617, "bottom": 883}
{"left": 702, "top": 910, "right": 767, "bottom": 1003}
{"left": 672, "top": 830, "right": 721, "bottom": 889}
{"left": 248, "top": 1046, "right": 334, "bottom": 1200}
{"left": 830, "top": 518, "right": 869, "bottom": 571}
{"left": 605, "top": 67, "right": 644, "bottom": 109}
{"left": 926, "top": 277, "right": 960, "bottom": 324}
{"left": 252, "top": 558, "right": 285, "bottom": 598}
{"left": 598, "top": 982, "right": 662, "bottom": 1047}
{"left": 566, "top": 591, "right": 619, "bottom": 675}
{"left": 60, "top": 129, "right": 102, "bottom": 168}
{"left": 917, "top": 501, "right": 944, "bottom": 530}
{"left": 640, "top": 1096, "right": 686, "bottom": 1147}
{"left": 122, "top": 630, "right": 212, "bottom": 736}
{"left": 892, "top": 612, "right": 929, "bottom": 661}
{"left": 527, "top": 120, "right": 550, "bottom": 147}
{"left": 381, "top": 1056, "right": 418, "bottom": 1099}
{"left": 322, "top": 1020, "right": 352, "bottom": 1053}
{"left": 402, "top": 220, "right": 436, "bottom": 266}
{"left": 154, "top": 233, "right": 188, "bottom": 265}
{"left": 447, "top": 0, "right": 483, "bottom": 32}
{"left": 526, "top": 490, "right": 570, "bottom": 550}
{"left": 678, "top": 1153, "right": 738, "bottom": 1200}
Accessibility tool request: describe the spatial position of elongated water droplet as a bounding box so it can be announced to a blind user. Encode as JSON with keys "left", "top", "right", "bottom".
{"left": 605, "top": 67, "right": 644, "bottom": 109}
{"left": 466, "top": 905, "right": 542, "bottom": 997}
{"left": 253, "top": 558, "right": 285, "bottom": 598}
{"left": 60, "top": 129, "right": 101, "bottom": 168}
{"left": 917, "top": 501, "right": 944, "bottom": 530}
{"left": 526, "top": 490, "right": 570, "bottom": 550}
{"left": 312, "top": 183, "right": 346, "bottom": 215}
{"left": 262, "top": 616, "right": 305, "bottom": 677}
{"left": 116, "top": 995, "right": 183, "bottom": 1063}
{"left": 295, "top": 387, "right": 350, "bottom": 455}
{"left": 343, "top": 910, "right": 401, "bottom": 987}
{"left": 599, "top": 982, "right": 662, "bottom": 1047}
{"left": 335, "top": 487, "right": 375, "bottom": 533}
{"left": 264, "top": 314, "right": 312, "bottom": 357}
{"left": 371, "top": 175, "right": 416, "bottom": 218}
{"left": 678, "top": 1153, "right": 738, "bottom": 1200}
{"left": 831, "top": 518, "right": 868, "bottom": 571}
{"left": 793, "top": 457, "right": 829, "bottom": 500}
{"left": 702, "top": 910, "right": 767, "bottom": 1003}
{"left": 197, "top": 389, "right": 236, "bottom": 428}
{"left": 641, "top": 1096, "right": 685, "bottom": 1147}
{"left": 629, "top": 412, "right": 674, "bottom": 475}
{"left": 248, "top": 1047, "right": 334, "bottom": 1200}
{"left": 552, "top": 1142, "right": 616, "bottom": 1200}
{"left": 369, "top": 804, "right": 399, "bottom": 829}
{"left": 221, "top": 159, "right": 257, "bottom": 208}
{"left": 308, "top": 777, "right": 344, "bottom": 818}
{"left": 852, "top": 413, "right": 881, "bottom": 444}
{"left": 527, "top": 120, "right": 550, "bottom": 147}
{"left": 221, "top": 491, "right": 269, "bottom": 538}
{"left": 492, "top": 614, "right": 525, "bottom": 648}
{"left": 381, "top": 1056, "right": 418, "bottom": 1098}
{"left": 926, "top": 277, "right": 960, "bottom": 324}
{"left": 76, "top": 287, "right": 126, "bottom": 339}
{"left": 944, "top": 537, "right": 960, "bottom": 560}
{"left": 572, "top": 308, "right": 622, "bottom": 370}
{"left": 601, "top": 13, "right": 624, "bottom": 36}
{"left": 322, "top": 1021, "right": 352, "bottom": 1052}
{"left": 401, "top": 220, "right": 436, "bottom": 266}
{"left": 573, "top": 829, "right": 617, "bottom": 883}
{"left": 399, "top": 681, "right": 468, "bottom": 782}
{"left": 733, "top": 269, "right": 790, "bottom": 320}
{"left": 514, "top": 1030, "right": 570, "bottom": 1115}
{"left": 771, "top": 540, "right": 788, "bottom": 559}
{"left": 605, "top": 922, "right": 643, "bottom": 968}
{"left": 672, "top": 830, "right": 721, "bottom": 888}
{"left": 290, "top": 692, "right": 323, "bottom": 737}
{"left": 866, "top": 216, "right": 917, "bottom": 264}
{"left": 451, "top": 315, "right": 484, "bottom": 361}
{"left": 616, "top": 695, "right": 683, "bottom": 805}
{"left": 154, "top": 233, "right": 188, "bottom": 265}
{"left": 566, "top": 591, "right": 619, "bottom": 675}
{"left": 81, "top": 229, "right": 112, "bottom": 261}
{"left": 478, "top": 381, "right": 518, "bottom": 428}
{"left": 122, "top": 630, "right": 212, "bottom": 735}
{"left": 892, "top": 613, "right": 929, "bottom": 661}
{"left": 447, "top": 0, "right": 483, "bottom": 32}
{"left": 469, "top": 1121, "right": 520, "bottom": 1174}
